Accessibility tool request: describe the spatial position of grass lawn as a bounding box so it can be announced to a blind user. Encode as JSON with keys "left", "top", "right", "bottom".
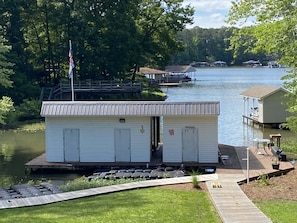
{"left": 256, "top": 201, "right": 297, "bottom": 223}
{"left": 0, "top": 188, "right": 221, "bottom": 223}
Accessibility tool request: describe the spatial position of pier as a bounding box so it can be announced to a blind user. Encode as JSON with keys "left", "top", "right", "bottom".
{"left": 242, "top": 114, "right": 262, "bottom": 126}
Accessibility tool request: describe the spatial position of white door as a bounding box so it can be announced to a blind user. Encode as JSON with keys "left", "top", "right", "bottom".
{"left": 64, "top": 129, "right": 80, "bottom": 162}
{"left": 115, "top": 129, "right": 131, "bottom": 162}
{"left": 182, "top": 127, "right": 198, "bottom": 162}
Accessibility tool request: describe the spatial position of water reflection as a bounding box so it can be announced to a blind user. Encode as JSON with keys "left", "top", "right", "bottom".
{"left": 0, "top": 144, "right": 14, "bottom": 162}
{"left": 0, "top": 130, "right": 45, "bottom": 187}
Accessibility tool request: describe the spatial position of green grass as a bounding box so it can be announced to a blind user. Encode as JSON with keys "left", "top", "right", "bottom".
{"left": 0, "top": 188, "right": 220, "bottom": 223}
{"left": 255, "top": 201, "right": 297, "bottom": 223}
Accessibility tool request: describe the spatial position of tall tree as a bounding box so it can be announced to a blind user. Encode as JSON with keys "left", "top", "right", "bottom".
{"left": 227, "top": 0, "right": 297, "bottom": 132}
{"left": 0, "top": 0, "right": 193, "bottom": 99}
{"left": 0, "top": 35, "right": 14, "bottom": 124}
{"left": 18, "top": 0, "right": 193, "bottom": 81}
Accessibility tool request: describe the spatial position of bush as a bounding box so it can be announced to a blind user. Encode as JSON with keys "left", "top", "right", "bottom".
{"left": 14, "top": 99, "right": 42, "bottom": 121}
{"left": 192, "top": 175, "right": 200, "bottom": 189}
{"left": 60, "top": 176, "right": 140, "bottom": 192}
{"left": 281, "top": 137, "right": 297, "bottom": 159}
{"left": 189, "top": 170, "right": 200, "bottom": 189}
{"left": 257, "top": 174, "right": 270, "bottom": 187}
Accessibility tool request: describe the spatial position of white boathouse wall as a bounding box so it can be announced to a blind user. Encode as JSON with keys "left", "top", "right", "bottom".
{"left": 45, "top": 116, "right": 151, "bottom": 162}
{"left": 162, "top": 116, "right": 218, "bottom": 163}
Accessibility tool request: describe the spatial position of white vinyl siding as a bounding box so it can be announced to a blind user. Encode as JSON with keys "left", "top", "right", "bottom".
{"left": 163, "top": 116, "right": 218, "bottom": 163}
{"left": 45, "top": 117, "right": 150, "bottom": 162}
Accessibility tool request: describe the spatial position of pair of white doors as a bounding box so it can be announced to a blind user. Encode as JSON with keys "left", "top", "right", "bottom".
{"left": 63, "top": 129, "right": 131, "bottom": 162}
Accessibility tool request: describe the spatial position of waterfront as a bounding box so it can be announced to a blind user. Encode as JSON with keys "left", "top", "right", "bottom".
{"left": 0, "top": 67, "right": 296, "bottom": 187}
{"left": 163, "top": 67, "right": 296, "bottom": 146}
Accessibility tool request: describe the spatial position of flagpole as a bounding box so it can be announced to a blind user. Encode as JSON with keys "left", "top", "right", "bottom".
{"left": 71, "top": 69, "right": 74, "bottom": 101}
{"left": 68, "top": 40, "right": 75, "bottom": 101}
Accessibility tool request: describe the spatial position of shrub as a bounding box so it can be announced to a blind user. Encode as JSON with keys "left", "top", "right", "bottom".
{"left": 257, "top": 174, "right": 270, "bottom": 187}
{"left": 189, "top": 170, "right": 200, "bottom": 189}
{"left": 14, "top": 99, "right": 42, "bottom": 121}
{"left": 192, "top": 175, "right": 200, "bottom": 189}
{"left": 60, "top": 176, "right": 140, "bottom": 192}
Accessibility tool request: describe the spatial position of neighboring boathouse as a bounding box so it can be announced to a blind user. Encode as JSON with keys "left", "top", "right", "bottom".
{"left": 240, "top": 85, "right": 290, "bottom": 127}
{"left": 40, "top": 101, "right": 220, "bottom": 165}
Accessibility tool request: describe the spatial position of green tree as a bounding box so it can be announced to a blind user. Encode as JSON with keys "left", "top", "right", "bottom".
{"left": 0, "top": 96, "right": 14, "bottom": 124}
{"left": 0, "top": 0, "right": 193, "bottom": 104}
{"left": 0, "top": 36, "right": 14, "bottom": 124}
{"left": 0, "top": 0, "right": 41, "bottom": 105}
{"left": 227, "top": 0, "right": 297, "bottom": 132}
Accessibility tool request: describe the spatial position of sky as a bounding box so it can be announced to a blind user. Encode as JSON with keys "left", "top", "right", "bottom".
{"left": 183, "top": 0, "right": 233, "bottom": 28}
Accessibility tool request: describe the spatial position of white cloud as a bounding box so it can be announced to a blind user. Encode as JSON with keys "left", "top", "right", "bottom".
{"left": 183, "top": 0, "right": 233, "bottom": 28}
{"left": 190, "top": 14, "right": 228, "bottom": 29}
{"left": 184, "top": 0, "right": 232, "bottom": 12}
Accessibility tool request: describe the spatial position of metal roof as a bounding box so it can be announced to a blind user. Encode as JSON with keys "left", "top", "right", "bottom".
{"left": 165, "top": 65, "right": 196, "bottom": 73}
{"left": 139, "top": 67, "right": 168, "bottom": 75}
{"left": 41, "top": 101, "right": 220, "bottom": 117}
{"left": 240, "top": 86, "right": 289, "bottom": 100}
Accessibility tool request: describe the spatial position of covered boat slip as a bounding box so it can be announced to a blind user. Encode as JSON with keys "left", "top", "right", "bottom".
{"left": 40, "top": 101, "right": 220, "bottom": 168}
{"left": 140, "top": 66, "right": 196, "bottom": 86}
{"left": 240, "top": 85, "right": 290, "bottom": 128}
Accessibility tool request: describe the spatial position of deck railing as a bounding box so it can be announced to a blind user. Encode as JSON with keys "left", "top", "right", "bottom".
{"left": 53, "top": 80, "right": 143, "bottom": 94}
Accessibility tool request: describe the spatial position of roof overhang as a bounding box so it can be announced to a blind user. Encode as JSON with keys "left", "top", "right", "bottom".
{"left": 41, "top": 101, "right": 220, "bottom": 117}
{"left": 240, "top": 85, "right": 290, "bottom": 100}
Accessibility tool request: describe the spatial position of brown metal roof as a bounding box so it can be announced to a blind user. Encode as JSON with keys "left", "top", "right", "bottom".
{"left": 240, "top": 86, "right": 288, "bottom": 99}
{"left": 165, "top": 65, "right": 196, "bottom": 73}
{"left": 41, "top": 101, "right": 220, "bottom": 117}
{"left": 139, "top": 67, "right": 168, "bottom": 75}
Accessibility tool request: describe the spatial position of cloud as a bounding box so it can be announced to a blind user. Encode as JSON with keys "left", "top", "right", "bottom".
{"left": 184, "top": 0, "right": 232, "bottom": 12}
{"left": 183, "top": 0, "right": 232, "bottom": 28}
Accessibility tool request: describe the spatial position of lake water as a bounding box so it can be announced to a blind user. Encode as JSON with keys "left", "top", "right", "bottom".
{"left": 163, "top": 67, "right": 296, "bottom": 146}
{"left": 1, "top": 67, "right": 296, "bottom": 187}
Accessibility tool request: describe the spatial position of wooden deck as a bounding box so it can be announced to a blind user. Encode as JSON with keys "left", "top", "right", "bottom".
{"left": 25, "top": 153, "right": 163, "bottom": 171}
{"left": 0, "top": 175, "right": 216, "bottom": 209}
{"left": 40, "top": 80, "right": 143, "bottom": 100}
{"left": 217, "top": 144, "right": 294, "bottom": 179}
{"left": 25, "top": 153, "right": 217, "bottom": 173}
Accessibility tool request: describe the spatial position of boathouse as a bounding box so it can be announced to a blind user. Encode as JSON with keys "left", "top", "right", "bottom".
{"left": 240, "top": 85, "right": 290, "bottom": 127}
{"left": 40, "top": 101, "right": 220, "bottom": 165}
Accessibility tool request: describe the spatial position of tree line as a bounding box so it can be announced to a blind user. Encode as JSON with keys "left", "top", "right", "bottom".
{"left": 0, "top": 0, "right": 296, "bottom": 132}
{"left": 171, "top": 27, "right": 268, "bottom": 66}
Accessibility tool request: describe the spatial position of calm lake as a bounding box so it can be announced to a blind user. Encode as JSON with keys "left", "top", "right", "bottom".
{"left": 0, "top": 67, "right": 296, "bottom": 187}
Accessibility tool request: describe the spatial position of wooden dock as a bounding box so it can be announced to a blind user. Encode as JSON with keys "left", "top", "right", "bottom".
{"left": 159, "top": 82, "right": 182, "bottom": 87}
{"left": 242, "top": 114, "right": 262, "bottom": 126}
{"left": 206, "top": 176, "right": 272, "bottom": 223}
{"left": 0, "top": 175, "right": 215, "bottom": 209}
{"left": 25, "top": 153, "right": 216, "bottom": 173}
{"left": 242, "top": 115, "right": 282, "bottom": 129}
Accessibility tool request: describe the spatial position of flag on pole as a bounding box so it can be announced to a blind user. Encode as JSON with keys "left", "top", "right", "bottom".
{"left": 68, "top": 40, "right": 75, "bottom": 79}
